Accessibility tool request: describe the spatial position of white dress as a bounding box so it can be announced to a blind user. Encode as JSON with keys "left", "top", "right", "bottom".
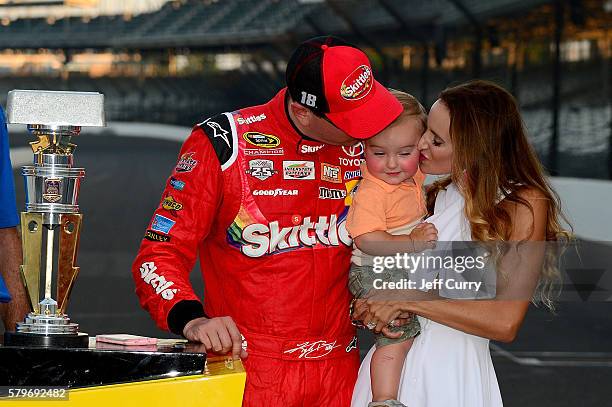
{"left": 351, "top": 183, "right": 503, "bottom": 407}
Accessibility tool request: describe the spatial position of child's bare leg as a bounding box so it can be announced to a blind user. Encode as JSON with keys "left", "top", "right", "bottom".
{"left": 371, "top": 338, "right": 414, "bottom": 402}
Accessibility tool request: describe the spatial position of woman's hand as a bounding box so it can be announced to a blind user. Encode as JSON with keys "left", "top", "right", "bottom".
{"left": 367, "top": 300, "right": 408, "bottom": 334}
{"left": 352, "top": 297, "right": 414, "bottom": 338}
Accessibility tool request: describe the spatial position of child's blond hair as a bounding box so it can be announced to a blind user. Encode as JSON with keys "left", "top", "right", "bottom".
{"left": 388, "top": 88, "right": 427, "bottom": 131}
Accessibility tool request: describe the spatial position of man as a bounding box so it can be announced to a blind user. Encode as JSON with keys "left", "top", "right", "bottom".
{"left": 0, "top": 105, "right": 30, "bottom": 331}
{"left": 132, "top": 36, "right": 402, "bottom": 406}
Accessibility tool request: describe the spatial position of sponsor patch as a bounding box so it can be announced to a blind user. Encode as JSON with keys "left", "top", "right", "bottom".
{"left": 346, "top": 336, "right": 358, "bottom": 353}
{"left": 344, "top": 169, "right": 361, "bottom": 180}
{"left": 162, "top": 195, "right": 183, "bottom": 212}
{"left": 139, "top": 261, "right": 178, "bottom": 300}
{"left": 253, "top": 189, "right": 298, "bottom": 197}
{"left": 199, "top": 113, "right": 236, "bottom": 170}
{"left": 283, "top": 161, "right": 315, "bottom": 180}
{"left": 300, "top": 144, "right": 325, "bottom": 154}
{"left": 151, "top": 214, "right": 176, "bottom": 234}
{"left": 237, "top": 113, "right": 266, "bottom": 125}
{"left": 244, "top": 148, "right": 284, "bottom": 156}
{"left": 246, "top": 159, "right": 277, "bottom": 181}
{"left": 321, "top": 163, "right": 342, "bottom": 183}
{"left": 145, "top": 230, "right": 171, "bottom": 242}
{"left": 339, "top": 157, "right": 363, "bottom": 167}
{"left": 319, "top": 187, "right": 346, "bottom": 200}
{"left": 169, "top": 177, "right": 185, "bottom": 191}
{"left": 243, "top": 132, "right": 281, "bottom": 148}
{"left": 206, "top": 121, "right": 231, "bottom": 148}
{"left": 340, "top": 65, "right": 373, "bottom": 100}
{"left": 240, "top": 214, "right": 352, "bottom": 257}
{"left": 176, "top": 152, "right": 198, "bottom": 173}
{"left": 342, "top": 142, "right": 364, "bottom": 157}
{"left": 43, "top": 178, "right": 62, "bottom": 203}
{"left": 344, "top": 180, "right": 360, "bottom": 206}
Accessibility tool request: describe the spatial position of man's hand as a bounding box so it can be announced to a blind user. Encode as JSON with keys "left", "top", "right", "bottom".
{"left": 183, "top": 316, "right": 248, "bottom": 360}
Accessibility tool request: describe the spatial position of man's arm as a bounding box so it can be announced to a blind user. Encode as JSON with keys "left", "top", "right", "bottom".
{"left": 132, "top": 126, "right": 222, "bottom": 332}
{"left": 132, "top": 115, "right": 247, "bottom": 359}
{"left": 0, "top": 227, "right": 30, "bottom": 331}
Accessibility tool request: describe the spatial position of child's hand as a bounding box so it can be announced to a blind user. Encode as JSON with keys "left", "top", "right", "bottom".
{"left": 408, "top": 222, "right": 438, "bottom": 251}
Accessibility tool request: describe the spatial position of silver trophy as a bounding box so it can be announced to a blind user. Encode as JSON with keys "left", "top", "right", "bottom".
{"left": 4, "top": 90, "right": 105, "bottom": 348}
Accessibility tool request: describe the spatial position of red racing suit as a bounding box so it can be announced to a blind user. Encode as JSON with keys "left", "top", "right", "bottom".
{"left": 132, "top": 89, "right": 363, "bottom": 406}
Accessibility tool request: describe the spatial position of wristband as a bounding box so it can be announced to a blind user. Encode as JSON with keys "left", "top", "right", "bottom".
{"left": 167, "top": 300, "right": 207, "bottom": 337}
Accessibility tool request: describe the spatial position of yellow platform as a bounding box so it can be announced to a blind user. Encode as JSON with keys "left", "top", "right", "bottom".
{"left": 1, "top": 355, "right": 245, "bottom": 406}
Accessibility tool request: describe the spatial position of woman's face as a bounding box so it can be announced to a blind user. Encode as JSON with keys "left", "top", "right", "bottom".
{"left": 418, "top": 99, "right": 453, "bottom": 175}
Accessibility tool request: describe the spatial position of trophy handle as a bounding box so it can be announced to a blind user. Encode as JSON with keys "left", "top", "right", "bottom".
{"left": 20, "top": 213, "right": 43, "bottom": 314}
{"left": 57, "top": 213, "right": 82, "bottom": 315}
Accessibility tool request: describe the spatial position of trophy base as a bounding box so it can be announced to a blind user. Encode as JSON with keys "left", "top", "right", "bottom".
{"left": 3, "top": 331, "right": 89, "bottom": 348}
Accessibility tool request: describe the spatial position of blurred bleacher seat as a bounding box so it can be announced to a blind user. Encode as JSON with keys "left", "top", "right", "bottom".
{"left": 0, "top": 72, "right": 265, "bottom": 126}
{"left": 0, "top": 0, "right": 320, "bottom": 48}
{"left": 0, "top": 0, "right": 557, "bottom": 49}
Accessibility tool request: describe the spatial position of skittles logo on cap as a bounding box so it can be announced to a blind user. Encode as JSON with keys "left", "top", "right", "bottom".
{"left": 340, "top": 65, "right": 373, "bottom": 101}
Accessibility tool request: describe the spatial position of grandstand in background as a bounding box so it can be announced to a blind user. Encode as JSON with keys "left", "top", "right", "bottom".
{"left": 0, "top": 0, "right": 168, "bottom": 19}
{"left": 0, "top": 0, "right": 610, "bottom": 178}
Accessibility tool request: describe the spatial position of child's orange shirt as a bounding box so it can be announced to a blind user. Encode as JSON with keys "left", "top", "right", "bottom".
{"left": 346, "top": 163, "right": 427, "bottom": 238}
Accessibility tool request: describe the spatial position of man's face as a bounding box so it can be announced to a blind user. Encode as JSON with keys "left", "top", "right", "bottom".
{"left": 304, "top": 113, "right": 357, "bottom": 146}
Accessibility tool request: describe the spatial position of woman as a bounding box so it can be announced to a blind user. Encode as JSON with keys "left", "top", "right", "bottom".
{"left": 351, "top": 80, "right": 570, "bottom": 406}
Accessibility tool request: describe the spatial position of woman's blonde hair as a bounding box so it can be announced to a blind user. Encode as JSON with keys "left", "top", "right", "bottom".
{"left": 426, "top": 80, "right": 572, "bottom": 309}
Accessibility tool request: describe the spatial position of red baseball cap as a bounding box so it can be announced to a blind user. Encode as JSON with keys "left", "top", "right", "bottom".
{"left": 286, "top": 36, "right": 403, "bottom": 139}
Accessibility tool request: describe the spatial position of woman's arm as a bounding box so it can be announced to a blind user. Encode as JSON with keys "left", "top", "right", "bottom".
{"left": 355, "top": 190, "right": 548, "bottom": 342}
{"left": 363, "top": 298, "right": 530, "bottom": 342}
